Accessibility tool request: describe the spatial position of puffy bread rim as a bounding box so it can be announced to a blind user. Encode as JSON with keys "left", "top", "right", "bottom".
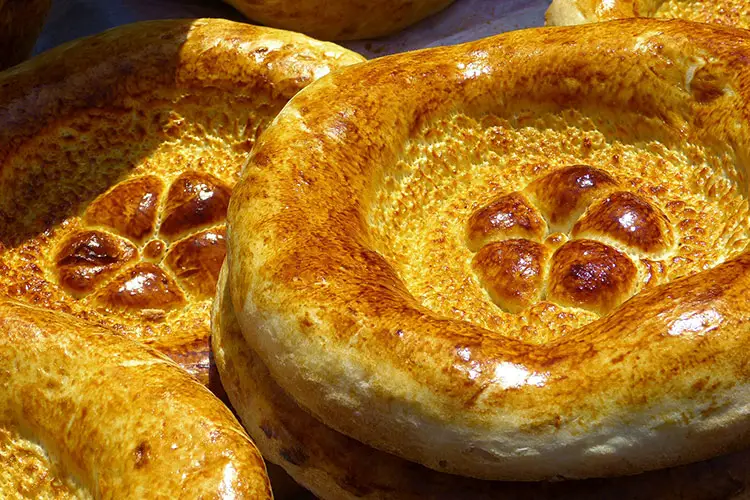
{"left": 0, "top": 299, "right": 272, "bottom": 497}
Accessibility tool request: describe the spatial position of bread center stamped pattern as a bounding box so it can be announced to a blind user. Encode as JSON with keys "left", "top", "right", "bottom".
{"left": 467, "top": 165, "right": 675, "bottom": 315}
{"left": 55, "top": 171, "right": 230, "bottom": 315}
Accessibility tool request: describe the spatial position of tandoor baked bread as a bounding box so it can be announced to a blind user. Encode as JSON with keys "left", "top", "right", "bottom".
{"left": 0, "top": 300, "right": 271, "bottom": 498}
{"left": 222, "top": 0, "right": 455, "bottom": 40}
{"left": 0, "top": 0, "right": 51, "bottom": 70}
{"left": 0, "top": 19, "right": 364, "bottom": 384}
{"left": 212, "top": 264, "right": 750, "bottom": 499}
{"left": 546, "top": 0, "right": 750, "bottom": 27}
{"left": 225, "top": 19, "right": 750, "bottom": 480}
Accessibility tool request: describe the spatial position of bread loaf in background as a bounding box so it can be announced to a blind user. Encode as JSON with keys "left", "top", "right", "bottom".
{"left": 0, "top": 0, "right": 51, "bottom": 69}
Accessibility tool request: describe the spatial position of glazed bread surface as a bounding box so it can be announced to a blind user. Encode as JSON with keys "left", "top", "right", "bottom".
{"left": 546, "top": 0, "right": 750, "bottom": 27}
{"left": 0, "top": 300, "right": 271, "bottom": 498}
{"left": 0, "top": 18, "right": 364, "bottom": 384}
{"left": 226, "top": 19, "right": 750, "bottom": 480}
{"left": 223, "top": 0, "right": 455, "bottom": 40}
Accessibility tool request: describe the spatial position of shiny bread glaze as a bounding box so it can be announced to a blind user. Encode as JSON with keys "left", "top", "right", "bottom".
{"left": 466, "top": 192, "right": 547, "bottom": 251}
{"left": 223, "top": 0, "right": 455, "bottom": 41}
{"left": 465, "top": 164, "right": 673, "bottom": 316}
{"left": 212, "top": 265, "right": 750, "bottom": 499}
{"left": 546, "top": 0, "right": 750, "bottom": 27}
{"left": 227, "top": 20, "right": 750, "bottom": 479}
{"left": 0, "top": 19, "right": 364, "bottom": 384}
{"left": 472, "top": 239, "right": 550, "bottom": 314}
{"left": 0, "top": 300, "right": 271, "bottom": 498}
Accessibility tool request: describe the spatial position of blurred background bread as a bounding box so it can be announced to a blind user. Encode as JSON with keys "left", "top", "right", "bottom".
{"left": 546, "top": 0, "right": 750, "bottom": 27}
{"left": 0, "top": 0, "right": 51, "bottom": 69}
{"left": 222, "top": 0, "right": 455, "bottom": 40}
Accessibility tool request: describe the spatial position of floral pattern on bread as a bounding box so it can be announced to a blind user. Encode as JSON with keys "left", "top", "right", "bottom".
{"left": 468, "top": 165, "right": 674, "bottom": 315}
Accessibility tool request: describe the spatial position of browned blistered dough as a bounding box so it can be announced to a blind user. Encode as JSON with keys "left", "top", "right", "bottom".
{"left": 223, "top": 0, "right": 454, "bottom": 40}
{"left": 0, "top": 0, "right": 51, "bottom": 70}
{"left": 225, "top": 19, "right": 750, "bottom": 480}
{"left": 546, "top": 0, "right": 750, "bottom": 27}
{"left": 466, "top": 192, "right": 547, "bottom": 251}
{"left": 0, "top": 19, "right": 364, "bottom": 384}
{"left": 473, "top": 239, "right": 550, "bottom": 313}
{"left": 0, "top": 299, "right": 271, "bottom": 498}
{"left": 212, "top": 265, "right": 750, "bottom": 499}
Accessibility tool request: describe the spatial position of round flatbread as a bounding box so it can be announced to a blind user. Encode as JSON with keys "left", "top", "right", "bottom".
{"left": 226, "top": 19, "right": 750, "bottom": 479}
{"left": 0, "top": 18, "right": 364, "bottom": 384}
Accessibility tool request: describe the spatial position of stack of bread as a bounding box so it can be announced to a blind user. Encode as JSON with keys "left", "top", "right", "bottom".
{"left": 3, "top": 1, "right": 750, "bottom": 498}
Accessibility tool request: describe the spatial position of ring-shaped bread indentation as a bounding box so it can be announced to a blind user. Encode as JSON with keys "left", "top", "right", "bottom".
{"left": 466, "top": 192, "right": 547, "bottom": 251}
{"left": 55, "top": 230, "right": 137, "bottom": 295}
{"left": 83, "top": 175, "right": 164, "bottom": 243}
{"left": 93, "top": 262, "right": 185, "bottom": 311}
{"left": 525, "top": 165, "right": 618, "bottom": 233}
{"left": 548, "top": 239, "right": 637, "bottom": 315}
{"left": 472, "top": 239, "right": 549, "bottom": 313}
{"left": 159, "top": 172, "right": 232, "bottom": 241}
{"left": 164, "top": 227, "right": 227, "bottom": 298}
{"left": 572, "top": 191, "right": 674, "bottom": 256}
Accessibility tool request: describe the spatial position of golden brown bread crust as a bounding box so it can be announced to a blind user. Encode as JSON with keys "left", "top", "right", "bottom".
{"left": 472, "top": 239, "right": 550, "bottom": 313}
{"left": 0, "top": 0, "right": 51, "bottom": 70}
{"left": 0, "top": 19, "right": 364, "bottom": 385}
{"left": 546, "top": 0, "right": 750, "bottom": 27}
{"left": 226, "top": 19, "right": 750, "bottom": 480}
{"left": 212, "top": 266, "right": 750, "bottom": 499}
{"left": 0, "top": 299, "right": 271, "bottom": 498}
{"left": 223, "top": 0, "right": 455, "bottom": 40}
